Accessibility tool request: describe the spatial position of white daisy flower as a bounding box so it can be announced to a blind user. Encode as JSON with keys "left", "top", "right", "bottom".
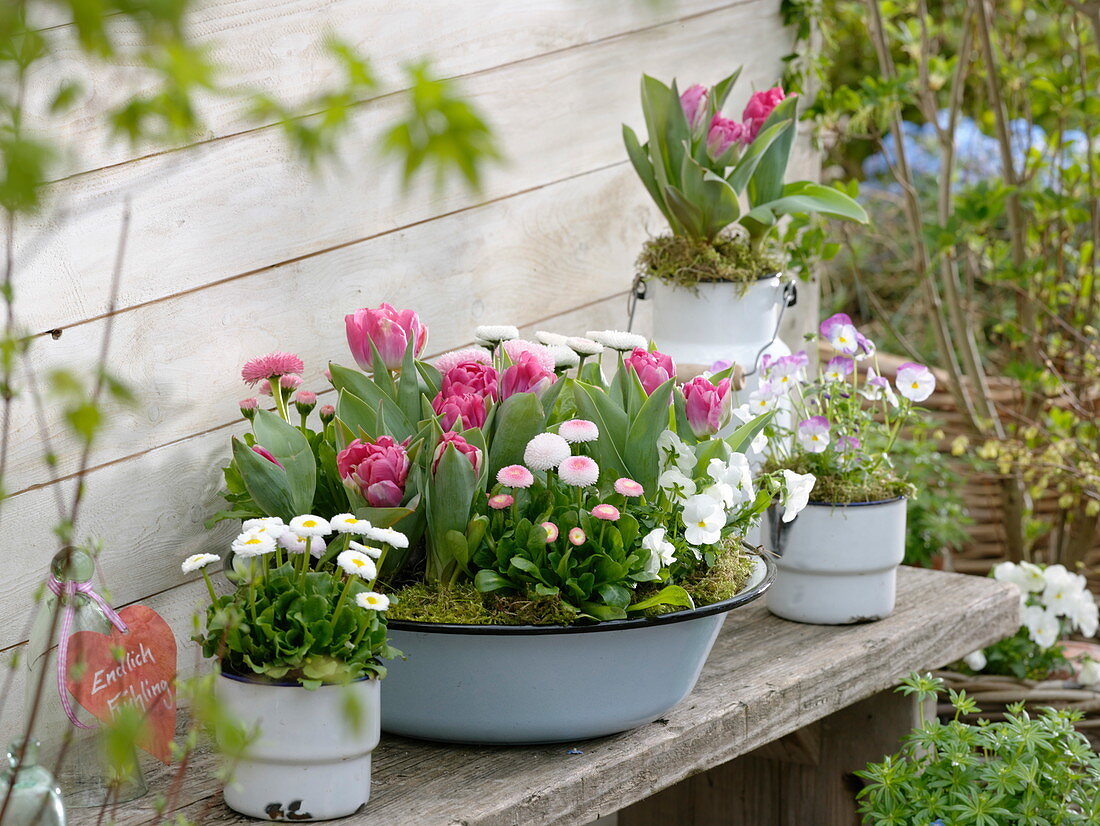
{"left": 642, "top": 528, "right": 677, "bottom": 568}
{"left": 523, "top": 432, "right": 571, "bottom": 471}
{"left": 289, "top": 515, "right": 332, "bottom": 537}
{"left": 350, "top": 540, "right": 383, "bottom": 560}
{"left": 535, "top": 331, "right": 569, "bottom": 346}
{"left": 278, "top": 532, "right": 309, "bottom": 554}
{"left": 330, "top": 513, "right": 371, "bottom": 534}
{"left": 548, "top": 344, "right": 580, "bottom": 369}
{"left": 566, "top": 336, "right": 604, "bottom": 356}
{"left": 242, "top": 516, "right": 285, "bottom": 532}
{"left": 232, "top": 528, "right": 277, "bottom": 557}
{"left": 355, "top": 591, "right": 391, "bottom": 612}
{"left": 681, "top": 494, "right": 726, "bottom": 546}
{"left": 337, "top": 550, "right": 377, "bottom": 580}
{"left": 363, "top": 525, "right": 410, "bottom": 549}
{"left": 181, "top": 553, "right": 220, "bottom": 574}
{"left": 586, "top": 330, "right": 648, "bottom": 352}
{"left": 558, "top": 419, "right": 599, "bottom": 443}
{"left": 780, "top": 470, "right": 816, "bottom": 523}
{"left": 474, "top": 325, "right": 519, "bottom": 344}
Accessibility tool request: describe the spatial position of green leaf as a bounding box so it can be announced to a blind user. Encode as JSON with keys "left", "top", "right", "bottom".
{"left": 755, "top": 181, "right": 869, "bottom": 224}
{"left": 252, "top": 409, "right": 317, "bottom": 514}
{"left": 232, "top": 437, "right": 296, "bottom": 519}
{"left": 425, "top": 443, "right": 478, "bottom": 582}
{"left": 728, "top": 112, "right": 796, "bottom": 196}
{"left": 571, "top": 380, "right": 630, "bottom": 480}
{"left": 623, "top": 124, "right": 675, "bottom": 229}
{"left": 745, "top": 95, "right": 799, "bottom": 205}
{"left": 625, "top": 378, "right": 675, "bottom": 491}
{"left": 725, "top": 410, "right": 773, "bottom": 453}
{"left": 488, "top": 392, "right": 546, "bottom": 480}
{"left": 627, "top": 585, "right": 695, "bottom": 612}
{"left": 474, "top": 569, "right": 512, "bottom": 593}
{"left": 709, "top": 68, "right": 743, "bottom": 111}
{"left": 663, "top": 184, "right": 706, "bottom": 240}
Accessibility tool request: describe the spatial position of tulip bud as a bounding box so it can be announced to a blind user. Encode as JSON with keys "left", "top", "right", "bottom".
{"left": 625, "top": 348, "right": 676, "bottom": 395}
{"left": 679, "top": 84, "right": 709, "bottom": 132}
{"left": 705, "top": 115, "right": 745, "bottom": 161}
{"left": 345, "top": 304, "right": 429, "bottom": 372}
{"left": 742, "top": 87, "right": 786, "bottom": 143}
{"left": 682, "top": 376, "right": 732, "bottom": 438}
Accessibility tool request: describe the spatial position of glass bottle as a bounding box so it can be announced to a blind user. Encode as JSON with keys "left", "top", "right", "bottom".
{"left": 0, "top": 740, "right": 67, "bottom": 826}
{"left": 22, "top": 549, "right": 147, "bottom": 808}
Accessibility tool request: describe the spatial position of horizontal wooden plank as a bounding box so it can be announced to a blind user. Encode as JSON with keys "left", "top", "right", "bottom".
{"left": 26, "top": 0, "right": 737, "bottom": 177}
{"left": 0, "top": 166, "right": 667, "bottom": 647}
{"left": 15, "top": 0, "right": 792, "bottom": 335}
{"left": 63, "top": 568, "right": 1020, "bottom": 826}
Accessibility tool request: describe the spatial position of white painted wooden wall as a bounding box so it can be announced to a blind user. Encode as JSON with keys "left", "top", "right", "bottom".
{"left": 0, "top": 0, "right": 815, "bottom": 748}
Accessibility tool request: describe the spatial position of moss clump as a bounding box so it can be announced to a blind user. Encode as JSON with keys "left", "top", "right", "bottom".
{"left": 386, "top": 582, "right": 576, "bottom": 626}
{"left": 765, "top": 455, "right": 914, "bottom": 504}
{"left": 637, "top": 232, "right": 785, "bottom": 291}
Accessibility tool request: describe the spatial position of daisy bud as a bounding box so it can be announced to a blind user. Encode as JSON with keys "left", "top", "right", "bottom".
{"left": 319, "top": 404, "right": 336, "bottom": 424}
{"left": 280, "top": 374, "right": 303, "bottom": 390}
{"left": 239, "top": 398, "right": 259, "bottom": 421}
{"left": 294, "top": 389, "right": 318, "bottom": 415}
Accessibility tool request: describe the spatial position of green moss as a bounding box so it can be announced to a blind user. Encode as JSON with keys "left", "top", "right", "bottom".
{"left": 765, "top": 454, "right": 914, "bottom": 504}
{"left": 639, "top": 537, "right": 756, "bottom": 617}
{"left": 637, "top": 232, "right": 785, "bottom": 290}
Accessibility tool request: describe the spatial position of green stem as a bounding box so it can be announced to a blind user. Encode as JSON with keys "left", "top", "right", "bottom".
{"left": 268, "top": 378, "right": 290, "bottom": 421}
{"left": 330, "top": 575, "right": 356, "bottom": 627}
{"left": 350, "top": 618, "right": 372, "bottom": 650}
{"left": 367, "top": 546, "right": 389, "bottom": 591}
{"left": 201, "top": 570, "right": 217, "bottom": 605}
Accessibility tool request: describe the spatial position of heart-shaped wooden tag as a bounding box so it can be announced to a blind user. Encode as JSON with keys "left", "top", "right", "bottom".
{"left": 64, "top": 604, "right": 177, "bottom": 763}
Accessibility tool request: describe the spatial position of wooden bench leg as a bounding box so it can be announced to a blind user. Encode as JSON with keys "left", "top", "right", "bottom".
{"left": 619, "top": 689, "right": 928, "bottom": 826}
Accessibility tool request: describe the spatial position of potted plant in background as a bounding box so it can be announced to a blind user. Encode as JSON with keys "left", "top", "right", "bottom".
{"left": 757, "top": 313, "right": 936, "bottom": 624}
{"left": 187, "top": 502, "right": 399, "bottom": 820}
{"left": 622, "top": 70, "right": 867, "bottom": 379}
{"left": 211, "top": 305, "right": 815, "bottom": 744}
{"left": 857, "top": 673, "right": 1100, "bottom": 825}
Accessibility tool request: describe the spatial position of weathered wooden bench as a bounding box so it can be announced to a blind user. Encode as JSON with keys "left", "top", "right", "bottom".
{"left": 70, "top": 568, "right": 1017, "bottom": 826}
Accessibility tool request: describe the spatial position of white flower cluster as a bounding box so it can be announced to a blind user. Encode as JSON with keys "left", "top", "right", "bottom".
{"left": 227, "top": 514, "right": 405, "bottom": 561}
{"left": 994, "top": 561, "right": 1098, "bottom": 647}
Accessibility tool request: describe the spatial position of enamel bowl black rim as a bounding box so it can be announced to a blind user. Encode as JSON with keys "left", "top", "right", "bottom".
{"left": 387, "top": 549, "right": 775, "bottom": 636}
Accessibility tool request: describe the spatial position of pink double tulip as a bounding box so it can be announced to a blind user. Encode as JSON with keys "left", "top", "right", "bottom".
{"left": 625, "top": 348, "right": 676, "bottom": 395}
{"left": 682, "top": 376, "right": 732, "bottom": 438}
{"left": 742, "top": 87, "right": 786, "bottom": 143}
{"left": 431, "top": 391, "right": 489, "bottom": 431}
{"left": 680, "top": 84, "right": 709, "bottom": 131}
{"left": 431, "top": 431, "right": 483, "bottom": 476}
{"left": 500, "top": 351, "right": 555, "bottom": 400}
{"left": 336, "top": 436, "right": 410, "bottom": 508}
{"left": 706, "top": 115, "right": 745, "bottom": 160}
{"left": 441, "top": 361, "right": 499, "bottom": 401}
{"left": 345, "top": 304, "right": 429, "bottom": 372}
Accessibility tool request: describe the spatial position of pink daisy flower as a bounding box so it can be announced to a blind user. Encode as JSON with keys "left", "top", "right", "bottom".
{"left": 241, "top": 352, "right": 305, "bottom": 386}
{"left": 541, "top": 522, "right": 559, "bottom": 542}
{"left": 614, "top": 478, "right": 644, "bottom": 497}
{"left": 279, "top": 374, "right": 303, "bottom": 390}
{"left": 558, "top": 419, "right": 600, "bottom": 444}
{"left": 558, "top": 455, "right": 599, "bottom": 487}
{"left": 568, "top": 527, "right": 586, "bottom": 546}
{"left": 496, "top": 464, "right": 535, "bottom": 489}
{"left": 434, "top": 347, "right": 492, "bottom": 374}
{"left": 488, "top": 494, "right": 515, "bottom": 510}
{"left": 591, "top": 504, "right": 620, "bottom": 521}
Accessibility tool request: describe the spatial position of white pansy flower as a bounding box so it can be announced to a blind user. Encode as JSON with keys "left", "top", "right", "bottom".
{"left": 1021, "top": 604, "right": 1060, "bottom": 649}
{"left": 780, "top": 470, "right": 816, "bottom": 523}
{"left": 681, "top": 494, "right": 726, "bottom": 546}
{"left": 362, "top": 525, "right": 410, "bottom": 549}
{"left": 586, "top": 330, "right": 648, "bottom": 352}
{"left": 337, "top": 550, "right": 377, "bottom": 580}
{"left": 656, "top": 429, "right": 696, "bottom": 476}
{"left": 535, "top": 331, "right": 569, "bottom": 346}
{"left": 289, "top": 515, "right": 332, "bottom": 537}
{"left": 704, "top": 482, "right": 736, "bottom": 510}
{"left": 330, "top": 513, "right": 371, "bottom": 534}
{"left": 350, "top": 540, "right": 383, "bottom": 560}
{"left": 1041, "top": 566, "right": 1086, "bottom": 616}
{"left": 355, "top": 591, "right": 391, "bottom": 611}
{"left": 1069, "top": 592, "right": 1099, "bottom": 637}
{"left": 829, "top": 323, "right": 859, "bottom": 355}
{"left": 751, "top": 430, "right": 768, "bottom": 454}
{"left": 962, "top": 650, "right": 987, "bottom": 672}
{"left": 731, "top": 403, "right": 753, "bottom": 425}
{"left": 658, "top": 469, "right": 697, "bottom": 503}
{"left": 474, "top": 325, "right": 519, "bottom": 343}
{"left": 1018, "top": 561, "right": 1048, "bottom": 592}
{"left": 1079, "top": 658, "right": 1100, "bottom": 688}
{"left": 181, "top": 553, "right": 220, "bottom": 574}
{"left": 566, "top": 336, "right": 604, "bottom": 356}
{"left": 232, "top": 528, "right": 277, "bottom": 557}
{"left": 747, "top": 388, "right": 778, "bottom": 414}
{"left": 642, "top": 528, "right": 678, "bottom": 568}
{"left": 707, "top": 455, "right": 754, "bottom": 508}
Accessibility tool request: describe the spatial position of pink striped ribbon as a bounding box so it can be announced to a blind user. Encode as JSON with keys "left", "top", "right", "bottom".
{"left": 47, "top": 576, "right": 129, "bottom": 728}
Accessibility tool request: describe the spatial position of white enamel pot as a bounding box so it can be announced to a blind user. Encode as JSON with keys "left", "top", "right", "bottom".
{"left": 381, "top": 552, "right": 774, "bottom": 745}
{"left": 217, "top": 674, "right": 381, "bottom": 821}
{"left": 645, "top": 275, "right": 793, "bottom": 388}
{"left": 761, "top": 497, "right": 907, "bottom": 625}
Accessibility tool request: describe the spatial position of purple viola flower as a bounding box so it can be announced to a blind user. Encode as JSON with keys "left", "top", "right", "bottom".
{"left": 797, "top": 416, "right": 831, "bottom": 454}
{"left": 837, "top": 435, "right": 861, "bottom": 452}
{"left": 824, "top": 356, "right": 854, "bottom": 382}
{"left": 819, "top": 312, "right": 853, "bottom": 339}
{"left": 855, "top": 331, "right": 876, "bottom": 360}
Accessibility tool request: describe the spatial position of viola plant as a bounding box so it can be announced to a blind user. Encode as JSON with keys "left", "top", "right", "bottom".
{"left": 956, "top": 562, "right": 1099, "bottom": 685}
{"left": 187, "top": 513, "right": 404, "bottom": 689}
{"left": 212, "top": 305, "right": 813, "bottom": 624}
{"left": 757, "top": 313, "right": 937, "bottom": 507}
{"left": 624, "top": 69, "right": 867, "bottom": 287}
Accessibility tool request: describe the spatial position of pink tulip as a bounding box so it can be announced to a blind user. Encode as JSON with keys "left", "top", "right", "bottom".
{"left": 500, "top": 351, "right": 556, "bottom": 399}
{"left": 706, "top": 115, "right": 745, "bottom": 160}
{"left": 431, "top": 391, "right": 489, "bottom": 431}
{"left": 625, "top": 348, "right": 676, "bottom": 395}
{"left": 682, "top": 376, "right": 732, "bottom": 438}
{"left": 337, "top": 436, "right": 410, "bottom": 508}
{"left": 441, "top": 361, "right": 499, "bottom": 401}
{"left": 742, "top": 87, "right": 786, "bottom": 142}
{"left": 431, "top": 431, "right": 483, "bottom": 476}
{"left": 251, "top": 444, "right": 284, "bottom": 469}
{"left": 680, "top": 84, "right": 709, "bottom": 130}
{"left": 345, "top": 304, "right": 429, "bottom": 372}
